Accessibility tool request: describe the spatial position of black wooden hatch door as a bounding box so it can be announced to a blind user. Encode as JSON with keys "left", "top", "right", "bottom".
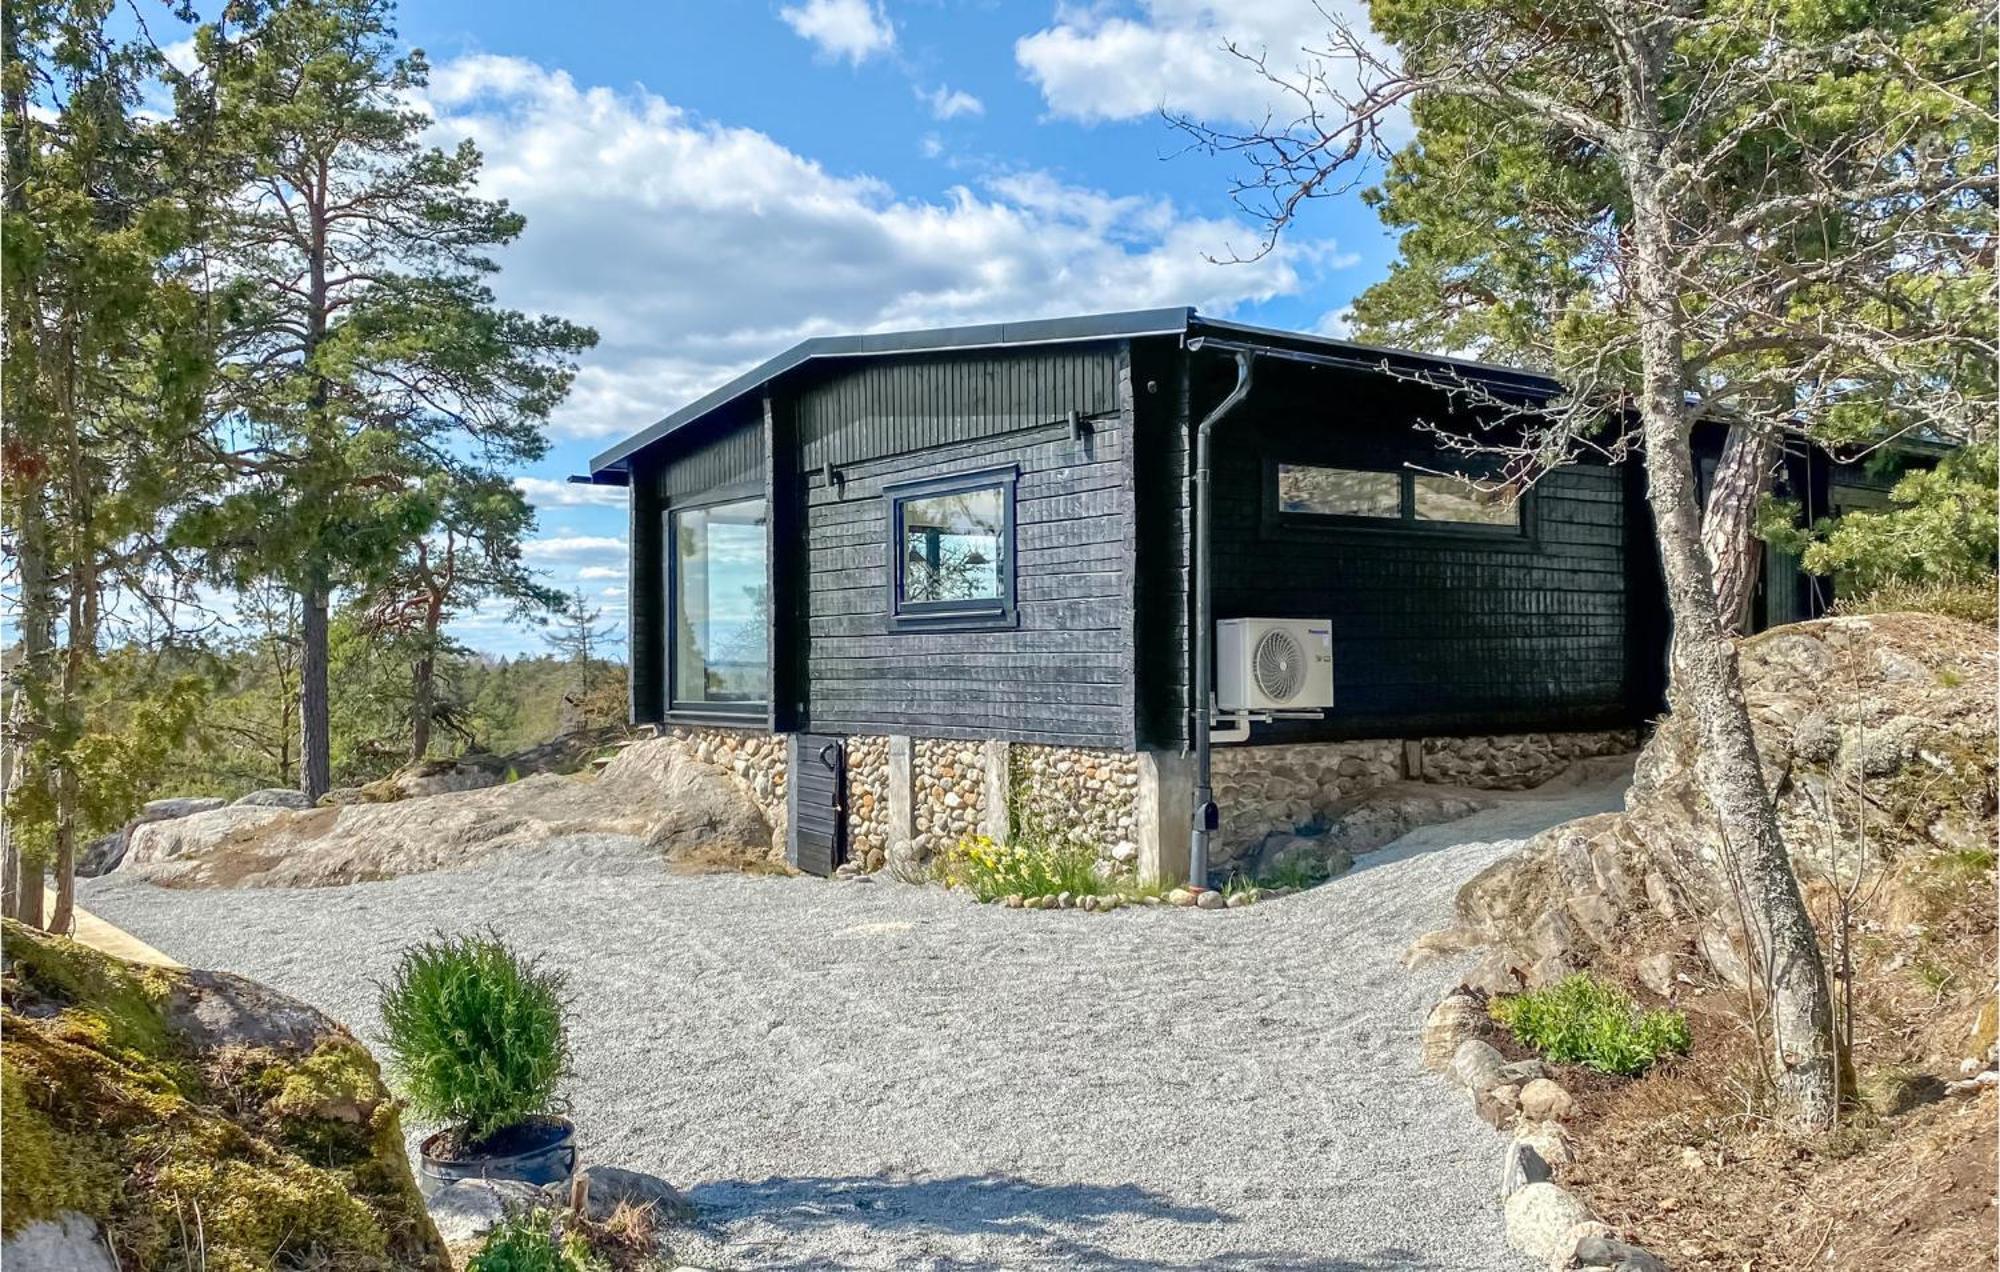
{"left": 790, "top": 734, "right": 846, "bottom": 877}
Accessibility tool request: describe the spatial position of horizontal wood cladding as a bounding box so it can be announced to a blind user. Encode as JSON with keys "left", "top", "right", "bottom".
{"left": 798, "top": 347, "right": 1137, "bottom": 748}
{"left": 795, "top": 345, "right": 1123, "bottom": 472}
{"left": 1144, "top": 356, "right": 1644, "bottom": 746}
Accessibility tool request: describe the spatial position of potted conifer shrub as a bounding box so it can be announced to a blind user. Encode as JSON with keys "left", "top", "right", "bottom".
{"left": 379, "top": 931, "right": 576, "bottom": 1196}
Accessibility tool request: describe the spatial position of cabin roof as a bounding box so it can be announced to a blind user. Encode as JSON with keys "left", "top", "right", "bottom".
{"left": 582, "top": 307, "right": 1565, "bottom": 484}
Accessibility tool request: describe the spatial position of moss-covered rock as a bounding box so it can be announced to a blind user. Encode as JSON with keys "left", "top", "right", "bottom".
{"left": 1, "top": 919, "right": 449, "bottom": 1271}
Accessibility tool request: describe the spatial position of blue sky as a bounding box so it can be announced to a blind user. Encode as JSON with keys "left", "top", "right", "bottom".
{"left": 213, "top": 1, "right": 1400, "bottom": 654}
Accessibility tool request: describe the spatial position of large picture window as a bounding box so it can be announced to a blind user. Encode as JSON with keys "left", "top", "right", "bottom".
{"left": 1272, "top": 461, "right": 1525, "bottom": 535}
{"left": 669, "top": 497, "right": 768, "bottom": 709}
{"left": 884, "top": 466, "right": 1017, "bottom": 629}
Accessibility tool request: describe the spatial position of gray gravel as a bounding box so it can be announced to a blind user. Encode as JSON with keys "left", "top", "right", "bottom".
{"left": 81, "top": 773, "right": 1626, "bottom": 1271}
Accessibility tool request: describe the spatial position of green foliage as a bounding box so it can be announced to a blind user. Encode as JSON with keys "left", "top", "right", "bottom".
{"left": 942, "top": 829, "right": 1107, "bottom": 902}
{"left": 377, "top": 932, "right": 571, "bottom": 1142}
{"left": 468, "top": 1212, "right": 605, "bottom": 1272}
{"left": 1490, "top": 974, "right": 1692, "bottom": 1077}
{"left": 1772, "top": 445, "right": 1999, "bottom": 594}
{"left": 1833, "top": 578, "right": 1998, "bottom": 626}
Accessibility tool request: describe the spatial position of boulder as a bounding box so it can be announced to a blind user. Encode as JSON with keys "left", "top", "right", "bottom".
{"left": 2, "top": 920, "right": 448, "bottom": 1270}
{"left": 425, "top": 1178, "right": 543, "bottom": 1245}
{"left": 1504, "top": 1182, "right": 1593, "bottom": 1262}
{"left": 1418, "top": 614, "right": 1998, "bottom": 982}
{"left": 1568, "top": 1231, "right": 1671, "bottom": 1272}
{"left": 76, "top": 832, "right": 126, "bottom": 878}
{"left": 233, "top": 787, "right": 316, "bottom": 810}
{"left": 116, "top": 739, "right": 776, "bottom": 889}
{"left": 1, "top": 1212, "right": 118, "bottom": 1271}
{"left": 1519, "top": 1077, "right": 1575, "bottom": 1121}
{"left": 122, "top": 804, "right": 289, "bottom": 870}
{"left": 389, "top": 759, "right": 505, "bottom": 800}
{"left": 141, "top": 795, "right": 226, "bottom": 820}
{"left": 1500, "top": 1138, "right": 1554, "bottom": 1197}
{"left": 1635, "top": 951, "right": 1676, "bottom": 999}
{"left": 1452, "top": 1039, "right": 1509, "bottom": 1093}
{"left": 570, "top": 1164, "right": 695, "bottom": 1223}
{"left": 1422, "top": 992, "right": 1489, "bottom": 1071}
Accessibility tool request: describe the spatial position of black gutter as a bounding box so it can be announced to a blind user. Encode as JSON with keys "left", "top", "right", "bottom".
{"left": 1188, "top": 348, "right": 1255, "bottom": 887}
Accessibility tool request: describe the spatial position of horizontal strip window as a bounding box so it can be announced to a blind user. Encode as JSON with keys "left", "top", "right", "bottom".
{"left": 883, "top": 465, "right": 1019, "bottom": 631}
{"left": 1271, "top": 461, "right": 1528, "bottom": 536}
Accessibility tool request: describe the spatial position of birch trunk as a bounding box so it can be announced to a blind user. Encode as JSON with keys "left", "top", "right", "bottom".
{"left": 1628, "top": 160, "right": 1837, "bottom": 1128}
{"left": 1703, "top": 419, "right": 1782, "bottom": 632}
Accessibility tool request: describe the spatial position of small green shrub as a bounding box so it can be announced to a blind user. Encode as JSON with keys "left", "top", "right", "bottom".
{"left": 942, "top": 829, "right": 1106, "bottom": 901}
{"left": 467, "top": 1211, "right": 602, "bottom": 1272}
{"left": 377, "top": 932, "right": 571, "bottom": 1143}
{"left": 1490, "top": 974, "right": 1691, "bottom": 1076}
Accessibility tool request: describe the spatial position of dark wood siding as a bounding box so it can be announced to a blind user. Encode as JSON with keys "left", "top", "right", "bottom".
{"left": 1139, "top": 354, "right": 1647, "bottom": 745}
{"left": 794, "top": 344, "right": 1138, "bottom": 747}
{"left": 627, "top": 456, "right": 664, "bottom": 724}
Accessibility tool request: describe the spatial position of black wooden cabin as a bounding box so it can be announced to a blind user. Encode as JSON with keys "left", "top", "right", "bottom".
{"left": 582, "top": 308, "right": 1892, "bottom": 874}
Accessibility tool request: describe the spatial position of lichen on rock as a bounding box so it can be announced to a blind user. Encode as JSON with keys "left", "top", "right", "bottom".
{"left": 1, "top": 919, "right": 448, "bottom": 1271}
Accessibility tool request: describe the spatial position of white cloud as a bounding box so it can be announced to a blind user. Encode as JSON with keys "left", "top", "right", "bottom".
{"left": 920, "top": 84, "right": 984, "bottom": 120}
{"left": 1016, "top": 0, "right": 1379, "bottom": 125}
{"left": 418, "top": 55, "right": 1344, "bottom": 442}
{"left": 779, "top": 0, "right": 896, "bottom": 65}
{"left": 577, "top": 565, "right": 624, "bottom": 579}
{"left": 522, "top": 534, "right": 627, "bottom": 561}
{"left": 514, "top": 476, "right": 629, "bottom": 508}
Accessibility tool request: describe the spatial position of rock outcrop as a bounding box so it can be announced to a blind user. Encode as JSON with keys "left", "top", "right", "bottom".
{"left": 116, "top": 738, "right": 777, "bottom": 889}
{"left": 1413, "top": 613, "right": 1997, "bottom": 992}
{"left": 1, "top": 920, "right": 448, "bottom": 1271}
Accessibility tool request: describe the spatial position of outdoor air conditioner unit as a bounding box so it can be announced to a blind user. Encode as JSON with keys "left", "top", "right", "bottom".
{"left": 1215, "top": 618, "right": 1335, "bottom": 712}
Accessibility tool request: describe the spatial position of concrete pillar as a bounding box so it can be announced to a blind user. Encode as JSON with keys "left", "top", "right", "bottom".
{"left": 1401, "top": 738, "right": 1425, "bottom": 782}
{"left": 885, "top": 735, "right": 914, "bottom": 857}
{"left": 979, "top": 739, "right": 1011, "bottom": 842}
{"left": 1136, "top": 748, "right": 1194, "bottom": 886}
{"left": 782, "top": 733, "right": 802, "bottom": 870}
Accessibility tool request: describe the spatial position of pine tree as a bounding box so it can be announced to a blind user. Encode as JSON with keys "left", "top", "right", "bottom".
{"left": 174, "top": 0, "right": 594, "bottom": 798}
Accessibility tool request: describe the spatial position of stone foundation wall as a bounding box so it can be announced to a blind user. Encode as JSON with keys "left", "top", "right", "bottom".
{"left": 912, "top": 739, "right": 986, "bottom": 854}
{"left": 662, "top": 726, "right": 788, "bottom": 852}
{"left": 1211, "top": 740, "right": 1404, "bottom": 862}
{"left": 1009, "top": 744, "right": 1143, "bottom": 870}
{"left": 843, "top": 734, "right": 891, "bottom": 872}
{"left": 1419, "top": 730, "right": 1640, "bottom": 790}
{"left": 1209, "top": 729, "right": 1638, "bottom": 866}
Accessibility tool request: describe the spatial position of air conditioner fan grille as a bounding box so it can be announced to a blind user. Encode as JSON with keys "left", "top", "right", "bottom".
{"left": 1252, "top": 628, "right": 1307, "bottom": 703}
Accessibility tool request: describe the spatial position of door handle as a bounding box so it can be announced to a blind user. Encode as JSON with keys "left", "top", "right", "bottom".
{"left": 818, "top": 743, "right": 839, "bottom": 771}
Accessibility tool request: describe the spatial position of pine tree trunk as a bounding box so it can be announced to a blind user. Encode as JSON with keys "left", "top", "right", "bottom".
{"left": 1629, "top": 166, "right": 1837, "bottom": 1128}
{"left": 409, "top": 648, "right": 435, "bottom": 762}
{"left": 1703, "top": 419, "right": 1781, "bottom": 633}
{"left": 300, "top": 579, "right": 332, "bottom": 800}
{"left": 4, "top": 491, "right": 53, "bottom": 929}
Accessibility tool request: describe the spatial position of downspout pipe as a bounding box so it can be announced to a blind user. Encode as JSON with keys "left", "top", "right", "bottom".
{"left": 1189, "top": 348, "right": 1255, "bottom": 888}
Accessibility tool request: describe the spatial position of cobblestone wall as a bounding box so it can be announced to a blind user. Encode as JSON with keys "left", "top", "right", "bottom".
{"left": 1009, "top": 745, "right": 1142, "bottom": 871}
{"left": 1419, "top": 730, "right": 1639, "bottom": 790}
{"left": 843, "top": 734, "right": 891, "bottom": 872}
{"left": 1211, "top": 741, "right": 1404, "bottom": 862}
{"left": 1208, "top": 729, "right": 1638, "bottom": 866}
{"left": 662, "top": 726, "right": 788, "bottom": 854}
{"left": 912, "top": 739, "right": 985, "bottom": 854}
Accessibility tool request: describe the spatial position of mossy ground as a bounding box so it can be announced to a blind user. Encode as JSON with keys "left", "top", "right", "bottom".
{"left": 2, "top": 919, "right": 448, "bottom": 1270}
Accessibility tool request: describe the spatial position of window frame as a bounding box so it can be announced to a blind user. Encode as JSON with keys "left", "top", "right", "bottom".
{"left": 882, "top": 464, "right": 1019, "bottom": 632}
{"left": 664, "top": 490, "right": 770, "bottom": 718}
{"left": 1263, "top": 457, "right": 1534, "bottom": 544}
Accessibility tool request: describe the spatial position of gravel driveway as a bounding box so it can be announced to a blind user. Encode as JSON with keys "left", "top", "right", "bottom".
{"left": 81, "top": 771, "right": 1627, "bottom": 1271}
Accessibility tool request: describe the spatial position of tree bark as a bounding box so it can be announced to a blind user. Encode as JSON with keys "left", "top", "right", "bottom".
{"left": 299, "top": 577, "right": 332, "bottom": 800}
{"left": 1628, "top": 159, "right": 1837, "bottom": 1128}
{"left": 1702, "top": 419, "right": 1782, "bottom": 633}
{"left": 409, "top": 646, "right": 435, "bottom": 762}
{"left": 4, "top": 490, "right": 53, "bottom": 930}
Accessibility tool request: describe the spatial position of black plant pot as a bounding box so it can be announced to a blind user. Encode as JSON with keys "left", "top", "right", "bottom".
{"left": 417, "top": 1115, "right": 577, "bottom": 1198}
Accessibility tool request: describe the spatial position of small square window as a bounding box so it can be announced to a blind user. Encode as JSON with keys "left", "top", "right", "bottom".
{"left": 1412, "top": 473, "right": 1522, "bottom": 527}
{"left": 885, "top": 466, "right": 1017, "bottom": 629}
{"left": 1277, "top": 464, "right": 1401, "bottom": 518}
